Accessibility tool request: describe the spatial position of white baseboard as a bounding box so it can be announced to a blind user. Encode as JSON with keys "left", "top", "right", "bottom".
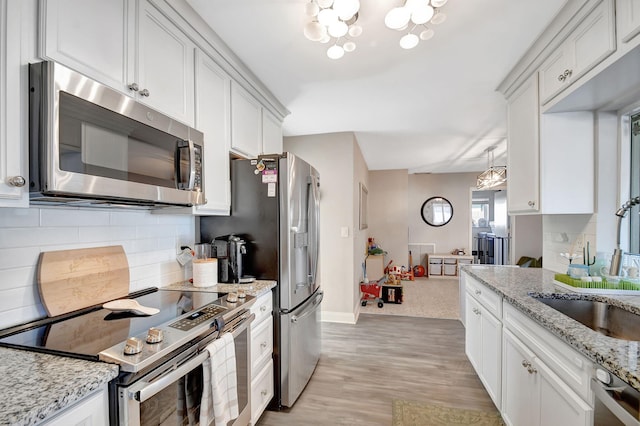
{"left": 321, "top": 310, "right": 357, "bottom": 324}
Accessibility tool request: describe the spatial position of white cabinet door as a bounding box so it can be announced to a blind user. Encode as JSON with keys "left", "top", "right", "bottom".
{"left": 618, "top": 0, "right": 640, "bottom": 45}
{"left": 231, "top": 82, "right": 262, "bottom": 158}
{"left": 137, "top": 0, "right": 195, "bottom": 126}
{"left": 502, "top": 330, "right": 536, "bottom": 426}
{"left": 42, "top": 386, "right": 108, "bottom": 426}
{"left": 539, "top": 0, "right": 615, "bottom": 104}
{"left": 507, "top": 74, "right": 539, "bottom": 214}
{"left": 194, "top": 51, "right": 231, "bottom": 215}
{"left": 536, "top": 358, "right": 593, "bottom": 426}
{"left": 262, "top": 109, "right": 283, "bottom": 155}
{"left": 480, "top": 305, "right": 502, "bottom": 409}
{"left": 465, "top": 296, "right": 482, "bottom": 372}
{"left": 40, "top": 0, "right": 132, "bottom": 93}
{"left": 0, "top": 0, "right": 29, "bottom": 207}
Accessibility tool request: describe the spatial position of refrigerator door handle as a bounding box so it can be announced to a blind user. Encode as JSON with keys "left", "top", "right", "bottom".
{"left": 291, "top": 291, "right": 324, "bottom": 323}
{"left": 307, "top": 174, "right": 320, "bottom": 287}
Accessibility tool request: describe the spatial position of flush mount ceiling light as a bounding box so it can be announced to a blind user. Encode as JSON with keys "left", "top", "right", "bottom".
{"left": 476, "top": 146, "right": 507, "bottom": 190}
{"left": 304, "top": 0, "right": 362, "bottom": 59}
{"left": 385, "top": 0, "right": 449, "bottom": 49}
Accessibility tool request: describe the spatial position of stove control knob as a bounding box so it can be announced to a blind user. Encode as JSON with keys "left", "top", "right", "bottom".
{"left": 123, "top": 337, "right": 144, "bottom": 355}
{"left": 146, "top": 327, "right": 164, "bottom": 344}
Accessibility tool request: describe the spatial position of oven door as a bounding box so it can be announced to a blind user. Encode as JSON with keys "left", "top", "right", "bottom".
{"left": 118, "top": 317, "right": 252, "bottom": 426}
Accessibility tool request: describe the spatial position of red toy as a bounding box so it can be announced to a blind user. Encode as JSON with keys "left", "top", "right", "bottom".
{"left": 360, "top": 281, "right": 384, "bottom": 308}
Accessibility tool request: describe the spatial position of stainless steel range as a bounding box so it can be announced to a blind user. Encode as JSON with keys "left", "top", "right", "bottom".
{"left": 0, "top": 287, "right": 255, "bottom": 426}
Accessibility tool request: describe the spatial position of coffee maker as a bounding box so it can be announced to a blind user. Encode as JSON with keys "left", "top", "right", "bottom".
{"left": 212, "top": 235, "right": 247, "bottom": 283}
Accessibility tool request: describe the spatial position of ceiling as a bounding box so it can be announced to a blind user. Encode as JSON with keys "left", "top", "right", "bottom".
{"left": 187, "top": 0, "right": 566, "bottom": 174}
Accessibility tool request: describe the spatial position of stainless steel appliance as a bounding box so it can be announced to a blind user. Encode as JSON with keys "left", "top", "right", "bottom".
{"left": 29, "top": 61, "right": 205, "bottom": 207}
{"left": 593, "top": 368, "right": 640, "bottom": 425}
{"left": 0, "top": 288, "right": 254, "bottom": 426}
{"left": 200, "top": 152, "right": 322, "bottom": 408}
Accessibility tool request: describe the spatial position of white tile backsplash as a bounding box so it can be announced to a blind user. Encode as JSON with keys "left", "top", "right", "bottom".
{"left": 543, "top": 214, "right": 597, "bottom": 273}
{"left": 0, "top": 206, "right": 196, "bottom": 329}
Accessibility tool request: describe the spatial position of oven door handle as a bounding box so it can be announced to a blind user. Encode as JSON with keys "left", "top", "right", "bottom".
{"left": 592, "top": 378, "right": 640, "bottom": 426}
{"left": 134, "top": 351, "right": 209, "bottom": 403}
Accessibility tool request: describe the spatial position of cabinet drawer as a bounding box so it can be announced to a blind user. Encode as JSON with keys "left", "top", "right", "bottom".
{"left": 465, "top": 275, "right": 502, "bottom": 318}
{"left": 251, "top": 291, "right": 273, "bottom": 325}
{"left": 250, "top": 359, "right": 274, "bottom": 425}
{"left": 251, "top": 316, "right": 273, "bottom": 374}
{"left": 503, "top": 303, "right": 593, "bottom": 402}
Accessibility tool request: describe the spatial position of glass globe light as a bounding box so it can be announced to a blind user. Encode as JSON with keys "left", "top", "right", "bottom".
{"left": 411, "top": 5, "right": 434, "bottom": 25}
{"left": 305, "top": 2, "right": 319, "bottom": 17}
{"left": 419, "top": 28, "right": 435, "bottom": 40}
{"left": 317, "top": 0, "right": 334, "bottom": 8}
{"left": 385, "top": 7, "right": 411, "bottom": 30}
{"left": 304, "top": 21, "right": 325, "bottom": 41}
{"left": 334, "top": 0, "right": 360, "bottom": 20}
{"left": 343, "top": 41, "right": 356, "bottom": 52}
{"left": 319, "top": 34, "right": 331, "bottom": 43}
{"left": 328, "top": 20, "right": 348, "bottom": 38}
{"left": 431, "top": 0, "right": 448, "bottom": 7}
{"left": 318, "top": 8, "right": 338, "bottom": 26}
{"left": 348, "top": 24, "right": 363, "bottom": 37}
{"left": 327, "top": 44, "right": 345, "bottom": 59}
{"left": 430, "top": 11, "right": 447, "bottom": 24}
{"left": 404, "top": 0, "right": 425, "bottom": 13}
{"left": 399, "top": 33, "right": 419, "bottom": 49}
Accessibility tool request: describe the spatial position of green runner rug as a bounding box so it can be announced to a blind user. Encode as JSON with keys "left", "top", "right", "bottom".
{"left": 392, "top": 400, "right": 505, "bottom": 426}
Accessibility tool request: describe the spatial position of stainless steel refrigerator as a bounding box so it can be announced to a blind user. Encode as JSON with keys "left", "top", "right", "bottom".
{"left": 199, "top": 152, "right": 322, "bottom": 409}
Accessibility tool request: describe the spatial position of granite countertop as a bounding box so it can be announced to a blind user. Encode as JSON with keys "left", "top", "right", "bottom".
{"left": 162, "top": 279, "right": 277, "bottom": 297}
{"left": 0, "top": 347, "right": 119, "bottom": 425}
{"left": 461, "top": 265, "right": 640, "bottom": 392}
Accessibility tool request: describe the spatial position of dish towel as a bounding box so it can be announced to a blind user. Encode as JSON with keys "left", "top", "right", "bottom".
{"left": 199, "top": 332, "right": 239, "bottom": 426}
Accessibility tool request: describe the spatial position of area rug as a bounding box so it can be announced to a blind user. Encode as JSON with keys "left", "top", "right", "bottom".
{"left": 360, "top": 277, "right": 460, "bottom": 319}
{"left": 392, "top": 400, "right": 504, "bottom": 426}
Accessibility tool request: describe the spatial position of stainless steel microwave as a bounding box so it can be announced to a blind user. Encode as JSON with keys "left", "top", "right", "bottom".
{"left": 29, "top": 61, "right": 205, "bottom": 207}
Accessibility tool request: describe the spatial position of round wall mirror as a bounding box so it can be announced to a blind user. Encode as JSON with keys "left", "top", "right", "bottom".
{"left": 421, "top": 196, "right": 453, "bottom": 227}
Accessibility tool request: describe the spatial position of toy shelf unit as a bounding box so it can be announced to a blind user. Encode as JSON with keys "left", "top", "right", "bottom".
{"left": 427, "top": 254, "right": 474, "bottom": 278}
{"left": 365, "top": 255, "right": 386, "bottom": 281}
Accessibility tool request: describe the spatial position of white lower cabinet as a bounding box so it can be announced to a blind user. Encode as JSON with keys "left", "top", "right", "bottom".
{"left": 464, "top": 277, "right": 502, "bottom": 409}
{"left": 41, "top": 385, "right": 108, "bottom": 426}
{"left": 249, "top": 290, "right": 274, "bottom": 425}
{"left": 502, "top": 303, "right": 593, "bottom": 426}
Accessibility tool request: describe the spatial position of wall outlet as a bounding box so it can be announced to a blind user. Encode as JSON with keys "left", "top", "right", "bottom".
{"left": 341, "top": 227, "right": 349, "bottom": 238}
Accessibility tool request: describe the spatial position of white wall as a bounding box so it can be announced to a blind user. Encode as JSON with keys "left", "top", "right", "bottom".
{"left": 408, "top": 172, "right": 478, "bottom": 255}
{"left": 284, "top": 132, "right": 365, "bottom": 324}
{"left": 0, "top": 207, "right": 195, "bottom": 329}
{"left": 368, "top": 170, "right": 409, "bottom": 269}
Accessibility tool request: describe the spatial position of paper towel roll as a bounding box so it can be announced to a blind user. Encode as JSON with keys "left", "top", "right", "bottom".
{"left": 193, "top": 258, "right": 217, "bottom": 287}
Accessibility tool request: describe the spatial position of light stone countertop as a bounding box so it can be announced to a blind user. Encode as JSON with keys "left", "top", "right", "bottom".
{"left": 162, "top": 280, "right": 277, "bottom": 297}
{"left": 0, "top": 347, "right": 119, "bottom": 425}
{"left": 461, "top": 265, "right": 640, "bottom": 392}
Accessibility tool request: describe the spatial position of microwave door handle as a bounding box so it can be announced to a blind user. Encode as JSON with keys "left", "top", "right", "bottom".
{"left": 175, "top": 139, "right": 196, "bottom": 190}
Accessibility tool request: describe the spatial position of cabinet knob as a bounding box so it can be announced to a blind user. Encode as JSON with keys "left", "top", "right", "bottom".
{"left": 527, "top": 200, "right": 536, "bottom": 207}
{"left": 557, "top": 69, "right": 573, "bottom": 82}
{"left": 260, "top": 305, "right": 267, "bottom": 312}
{"left": 473, "top": 307, "right": 481, "bottom": 315}
{"left": 128, "top": 83, "right": 139, "bottom": 92}
{"left": 261, "top": 341, "right": 267, "bottom": 349}
{"left": 7, "top": 176, "right": 26, "bottom": 187}
{"left": 475, "top": 289, "right": 481, "bottom": 296}
{"left": 261, "top": 389, "right": 268, "bottom": 397}
{"left": 527, "top": 366, "right": 538, "bottom": 374}
{"left": 139, "top": 88, "right": 150, "bottom": 97}
{"left": 521, "top": 360, "right": 531, "bottom": 368}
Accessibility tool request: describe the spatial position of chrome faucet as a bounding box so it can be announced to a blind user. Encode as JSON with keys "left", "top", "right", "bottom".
{"left": 611, "top": 196, "right": 640, "bottom": 276}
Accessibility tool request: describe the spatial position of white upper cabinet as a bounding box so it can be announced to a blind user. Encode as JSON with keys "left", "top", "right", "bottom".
{"left": 539, "top": 0, "right": 615, "bottom": 104}
{"left": 194, "top": 51, "right": 231, "bottom": 215}
{"left": 231, "top": 81, "right": 263, "bottom": 158}
{"left": 617, "top": 0, "right": 640, "bottom": 48}
{"left": 41, "top": 0, "right": 195, "bottom": 126}
{"left": 262, "top": 109, "right": 283, "bottom": 155}
{"left": 507, "top": 74, "right": 540, "bottom": 214}
{"left": 0, "top": 0, "right": 30, "bottom": 207}
{"left": 136, "top": 1, "right": 194, "bottom": 126}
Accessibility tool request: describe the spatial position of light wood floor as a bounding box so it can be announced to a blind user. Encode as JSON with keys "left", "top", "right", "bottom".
{"left": 257, "top": 314, "right": 495, "bottom": 425}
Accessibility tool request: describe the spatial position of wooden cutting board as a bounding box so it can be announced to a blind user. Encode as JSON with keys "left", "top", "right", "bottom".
{"left": 37, "top": 245, "right": 130, "bottom": 317}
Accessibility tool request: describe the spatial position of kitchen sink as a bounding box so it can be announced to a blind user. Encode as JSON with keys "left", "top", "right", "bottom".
{"left": 533, "top": 296, "right": 640, "bottom": 341}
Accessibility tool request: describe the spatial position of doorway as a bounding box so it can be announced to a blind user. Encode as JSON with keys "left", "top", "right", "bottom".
{"left": 470, "top": 189, "right": 510, "bottom": 265}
